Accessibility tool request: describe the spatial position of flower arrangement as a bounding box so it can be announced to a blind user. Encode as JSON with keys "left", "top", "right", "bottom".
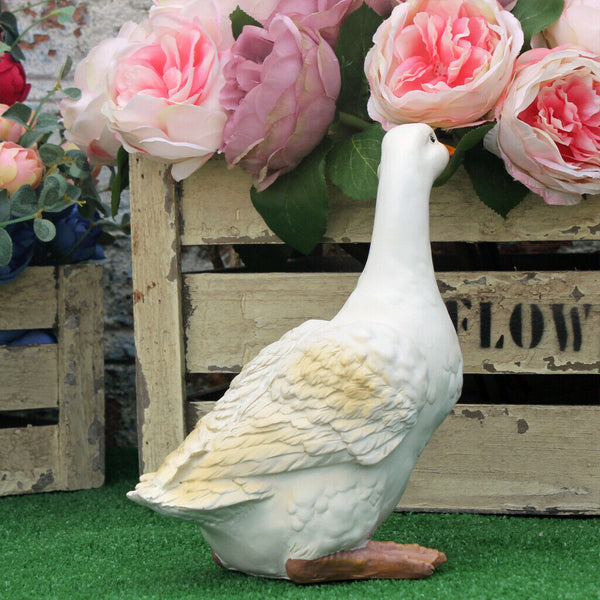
{"left": 0, "top": 3, "right": 105, "bottom": 283}
{"left": 61, "top": 0, "right": 600, "bottom": 255}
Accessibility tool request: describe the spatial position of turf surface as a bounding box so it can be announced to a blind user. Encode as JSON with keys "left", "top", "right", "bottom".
{"left": 1, "top": 449, "right": 599, "bottom": 600}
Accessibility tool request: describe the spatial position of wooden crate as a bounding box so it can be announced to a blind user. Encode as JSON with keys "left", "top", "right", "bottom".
{"left": 130, "top": 156, "right": 600, "bottom": 515}
{"left": 0, "top": 265, "right": 105, "bottom": 496}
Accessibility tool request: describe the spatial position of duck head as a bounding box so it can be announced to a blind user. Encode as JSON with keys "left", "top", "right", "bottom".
{"left": 379, "top": 123, "right": 450, "bottom": 183}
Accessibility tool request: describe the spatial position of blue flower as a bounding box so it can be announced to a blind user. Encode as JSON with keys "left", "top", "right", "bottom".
{"left": 46, "top": 205, "right": 104, "bottom": 263}
{"left": 0, "top": 221, "right": 37, "bottom": 284}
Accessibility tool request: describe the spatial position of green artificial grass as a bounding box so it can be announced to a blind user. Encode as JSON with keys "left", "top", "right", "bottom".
{"left": 1, "top": 449, "right": 599, "bottom": 600}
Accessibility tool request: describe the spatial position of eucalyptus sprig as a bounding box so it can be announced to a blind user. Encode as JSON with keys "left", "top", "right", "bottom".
{"left": 0, "top": 55, "right": 102, "bottom": 266}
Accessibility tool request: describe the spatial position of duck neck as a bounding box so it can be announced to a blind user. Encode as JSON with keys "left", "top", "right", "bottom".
{"left": 358, "top": 161, "right": 436, "bottom": 291}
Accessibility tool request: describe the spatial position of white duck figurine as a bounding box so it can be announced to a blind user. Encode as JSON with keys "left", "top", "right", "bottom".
{"left": 128, "top": 123, "right": 463, "bottom": 583}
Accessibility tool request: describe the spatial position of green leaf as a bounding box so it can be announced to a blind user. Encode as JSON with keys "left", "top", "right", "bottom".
{"left": 38, "top": 143, "right": 65, "bottom": 166}
{"left": 0, "top": 11, "right": 19, "bottom": 38}
{"left": 33, "top": 218, "right": 56, "bottom": 242}
{"left": 55, "top": 6, "right": 76, "bottom": 25}
{"left": 463, "top": 147, "right": 529, "bottom": 218}
{"left": 512, "top": 0, "right": 564, "bottom": 49}
{"left": 62, "top": 86, "right": 82, "bottom": 100}
{"left": 335, "top": 4, "right": 383, "bottom": 121}
{"left": 33, "top": 113, "right": 61, "bottom": 133}
{"left": 10, "top": 185, "right": 38, "bottom": 218}
{"left": 18, "top": 129, "right": 43, "bottom": 148}
{"left": 434, "top": 122, "right": 496, "bottom": 187}
{"left": 65, "top": 182, "right": 82, "bottom": 204}
{"left": 58, "top": 55, "right": 73, "bottom": 81}
{"left": 0, "top": 227, "right": 13, "bottom": 266}
{"left": 0, "top": 42, "right": 11, "bottom": 54}
{"left": 229, "top": 6, "right": 262, "bottom": 39}
{"left": 39, "top": 173, "right": 68, "bottom": 208}
{"left": 0, "top": 189, "right": 9, "bottom": 222}
{"left": 2, "top": 103, "right": 32, "bottom": 127}
{"left": 327, "top": 123, "right": 384, "bottom": 200}
{"left": 111, "top": 146, "right": 129, "bottom": 217}
{"left": 251, "top": 143, "right": 330, "bottom": 255}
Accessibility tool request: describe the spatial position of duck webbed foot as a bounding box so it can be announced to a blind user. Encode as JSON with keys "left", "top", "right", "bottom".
{"left": 285, "top": 540, "right": 446, "bottom": 584}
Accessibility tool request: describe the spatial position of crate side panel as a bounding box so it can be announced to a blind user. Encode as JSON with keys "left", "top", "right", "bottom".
{"left": 57, "top": 265, "right": 105, "bottom": 491}
{"left": 184, "top": 272, "right": 600, "bottom": 374}
{"left": 0, "top": 266, "right": 57, "bottom": 329}
{"left": 185, "top": 402, "right": 600, "bottom": 515}
{"left": 0, "top": 345, "right": 58, "bottom": 410}
{"left": 0, "top": 426, "right": 61, "bottom": 496}
{"left": 399, "top": 404, "right": 600, "bottom": 514}
{"left": 180, "top": 163, "right": 600, "bottom": 244}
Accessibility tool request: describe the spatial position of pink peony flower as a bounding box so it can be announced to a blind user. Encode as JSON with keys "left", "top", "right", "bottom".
{"left": 364, "top": 0, "right": 523, "bottom": 129}
{"left": 0, "top": 142, "right": 43, "bottom": 194}
{"left": 220, "top": 15, "right": 341, "bottom": 191}
{"left": 532, "top": 0, "right": 600, "bottom": 55}
{"left": 489, "top": 46, "right": 600, "bottom": 205}
{"left": 60, "top": 22, "right": 144, "bottom": 166}
{"left": 264, "top": 0, "right": 362, "bottom": 47}
{"left": 0, "top": 104, "right": 26, "bottom": 143}
{"left": 103, "top": 0, "right": 234, "bottom": 181}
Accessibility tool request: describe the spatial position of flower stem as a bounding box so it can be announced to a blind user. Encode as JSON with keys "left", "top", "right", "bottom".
{"left": 337, "top": 111, "right": 373, "bottom": 132}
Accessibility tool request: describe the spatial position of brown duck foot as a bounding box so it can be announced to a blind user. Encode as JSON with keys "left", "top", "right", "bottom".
{"left": 285, "top": 540, "right": 446, "bottom": 584}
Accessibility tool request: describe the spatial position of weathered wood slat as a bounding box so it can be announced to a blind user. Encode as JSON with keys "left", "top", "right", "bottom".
{"left": 57, "top": 265, "right": 105, "bottom": 490}
{"left": 184, "top": 271, "right": 600, "bottom": 375}
{"left": 0, "top": 345, "right": 58, "bottom": 410}
{"left": 186, "top": 401, "right": 600, "bottom": 515}
{"left": 180, "top": 159, "right": 600, "bottom": 245}
{"left": 0, "top": 426, "right": 61, "bottom": 495}
{"left": 130, "top": 156, "right": 188, "bottom": 474}
{"left": 0, "top": 266, "right": 57, "bottom": 329}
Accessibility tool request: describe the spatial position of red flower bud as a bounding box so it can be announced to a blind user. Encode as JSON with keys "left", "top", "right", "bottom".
{"left": 0, "top": 53, "right": 31, "bottom": 106}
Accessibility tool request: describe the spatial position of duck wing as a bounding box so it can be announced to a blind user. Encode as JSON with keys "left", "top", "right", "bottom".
{"left": 130, "top": 320, "right": 430, "bottom": 512}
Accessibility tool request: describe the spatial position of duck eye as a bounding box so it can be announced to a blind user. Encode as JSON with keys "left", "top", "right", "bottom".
{"left": 428, "top": 133, "right": 436, "bottom": 144}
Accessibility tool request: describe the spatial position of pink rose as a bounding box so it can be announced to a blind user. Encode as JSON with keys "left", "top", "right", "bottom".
{"left": 220, "top": 15, "right": 341, "bottom": 191}
{"left": 533, "top": 0, "right": 600, "bottom": 55}
{"left": 104, "top": 0, "right": 234, "bottom": 181}
{"left": 264, "top": 0, "right": 362, "bottom": 47}
{"left": 0, "top": 142, "right": 43, "bottom": 194}
{"left": 489, "top": 46, "right": 600, "bottom": 205}
{"left": 60, "top": 22, "right": 143, "bottom": 166}
{"left": 0, "top": 104, "right": 26, "bottom": 143}
{"left": 364, "top": 0, "right": 523, "bottom": 129}
{"left": 150, "top": 0, "right": 280, "bottom": 24}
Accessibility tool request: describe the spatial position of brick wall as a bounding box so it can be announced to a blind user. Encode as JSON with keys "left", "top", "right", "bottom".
{"left": 4, "top": 0, "right": 153, "bottom": 446}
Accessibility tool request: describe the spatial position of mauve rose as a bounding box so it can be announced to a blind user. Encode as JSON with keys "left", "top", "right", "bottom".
{"left": 60, "top": 22, "right": 144, "bottom": 166}
{"left": 489, "top": 46, "right": 600, "bottom": 205}
{"left": 0, "top": 103, "right": 26, "bottom": 143}
{"left": 499, "top": 0, "right": 518, "bottom": 9}
{"left": 103, "top": 0, "right": 233, "bottom": 181}
{"left": 264, "top": 0, "right": 362, "bottom": 47}
{"left": 0, "top": 142, "right": 43, "bottom": 194}
{"left": 220, "top": 15, "right": 341, "bottom": 191}
{"left": 364, "top": 0, "right": 523, "bottom": 129}
{"left": 533, "top": 0, "right": 600, "bottom": 55}
{"left": 0, "top": 53, "right": 30, "bottom": 106}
